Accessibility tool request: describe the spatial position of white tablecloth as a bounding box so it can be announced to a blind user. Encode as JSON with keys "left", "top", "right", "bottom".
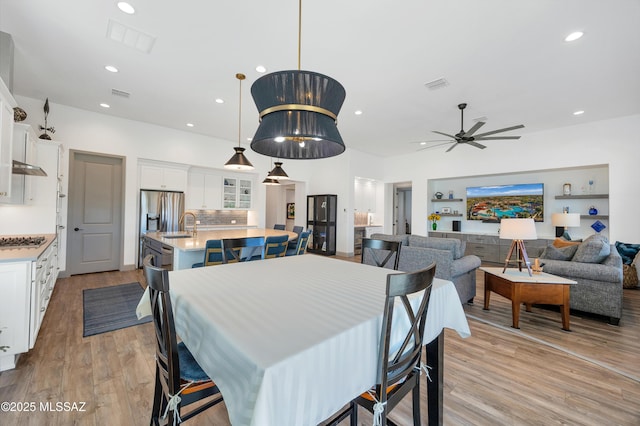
{"left": 146, "top": 255, "right": 470, "bottom": 426}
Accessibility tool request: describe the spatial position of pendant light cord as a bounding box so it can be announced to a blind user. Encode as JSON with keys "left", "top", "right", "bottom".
{"left": 298, "top": 0, "right": 302, "bottom": 70}
{"left": 237, "top": 73, "right": 246, "bottom": 147}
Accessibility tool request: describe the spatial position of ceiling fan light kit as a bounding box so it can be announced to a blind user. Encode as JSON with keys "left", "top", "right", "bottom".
{"left": 422, "top": 103, "right": 524, "bottom": 152}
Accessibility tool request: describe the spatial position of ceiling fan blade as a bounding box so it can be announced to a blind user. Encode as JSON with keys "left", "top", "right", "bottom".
{"left": 409, "top": 139, "right": 451, "bottom": 144}
{"left": 474, "top": 136, "right": 522, "bottom": 141}
{"left": 473, "top": 124, "right": 524, "bottom": 138}
{"left": 462, "top": 121, "right": 485, "bottom": 138}
{"left": 418, "top": 141, "right": 455, "bottom": 151}
{"left": 467, "top": 141, "right": 487, "bottom": 149}
{"left": 446, "top": 143, "right": 458, "bottom": 152}
{"left": 432, "top": 130, "right": 457, "bottom": 139}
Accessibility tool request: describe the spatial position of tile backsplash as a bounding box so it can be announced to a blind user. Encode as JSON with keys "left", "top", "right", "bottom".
{"left": 184, "top": 210, "right": 248, "bottom": 226}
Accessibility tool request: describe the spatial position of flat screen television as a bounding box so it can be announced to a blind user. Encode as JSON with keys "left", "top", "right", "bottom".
{"left": 466, "top": 183, "right": 544, "bottom": 222}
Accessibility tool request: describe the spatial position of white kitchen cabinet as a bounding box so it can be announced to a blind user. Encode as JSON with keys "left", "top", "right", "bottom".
{"left": 223, "top": 176, "right": 252, "bottom": 209}
{"left": 140, "top": 163, "right": 188, "bottom": 192}
{"left": 186, "top": 171, "right": 222, "bottom": 210}
{"left": 354, "top": 178, "right": 377, "bottom": 213}
{"left": 5, "top": 123, "right": 38, "bottom": 204}
{"left": 0, "top": 80, "right": 15, "bottom": 201}
{"left": 0, "top": 237, "right": 58, "bottom": 371}
{"left": 0, "top": 261, "right": 31, "bottom": 371}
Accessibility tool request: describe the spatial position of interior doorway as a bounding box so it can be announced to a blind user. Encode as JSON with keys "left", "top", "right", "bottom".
{"left": 265, "top": 181, "right": 306, "bottom": 231}
{"left": 393, "top": 182, "right": 412, "bottom": 235}
{"left": 67, "top": 150, "right": 125, "bottom": 275}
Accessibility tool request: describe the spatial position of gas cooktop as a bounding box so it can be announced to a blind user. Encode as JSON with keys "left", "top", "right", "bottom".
{"left": 0, "top": 236, "right": 47, "bottom": 249}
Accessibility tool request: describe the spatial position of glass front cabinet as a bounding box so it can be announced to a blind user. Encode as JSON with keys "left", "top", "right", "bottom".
{"left": 306, "top": 194, "right": 337, "bottom": 255}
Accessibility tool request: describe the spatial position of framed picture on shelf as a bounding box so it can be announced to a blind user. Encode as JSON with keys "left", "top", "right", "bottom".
{"left": 441, "top": 207, "right": 451, "bottom": 214}
{"left": 287, "top": 203, "right": 295, "bottom": 219}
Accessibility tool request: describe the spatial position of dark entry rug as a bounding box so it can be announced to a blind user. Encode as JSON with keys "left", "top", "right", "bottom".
{"left": 83, "top": 282, "right": 151, "bottom": 337}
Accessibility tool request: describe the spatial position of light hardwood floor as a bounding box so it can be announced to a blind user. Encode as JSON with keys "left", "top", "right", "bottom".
{"left": 1, "top": 261, "right": 639, "bottom": 425}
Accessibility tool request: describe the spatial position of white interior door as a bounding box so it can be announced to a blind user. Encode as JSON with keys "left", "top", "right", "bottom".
{"left": 67, "top": 151, "right": 123, "bottom": 275}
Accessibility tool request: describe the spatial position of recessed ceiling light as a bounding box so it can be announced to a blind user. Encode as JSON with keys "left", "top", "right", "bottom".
{"left": 104, "top": 65, "right": 119, "bottom": 73}
{"left": 256, "top": 65, "right": 267, "bottom": 73}
{"left": 215, "top": 98, "right": 224, "bottom": 104}
{"left": 246, "top": 137, "right": 252, "bottom": 141}
{"left": 573, "top": 110, "right": 585, "bottom": 115}
{"left": 186, "top": 123, "right": 194, "bottom": 127}
{"left": 565, "top": 31, "right": 584, "bottom": 42}
{"left": 355, "top": 110, "right": 363, "bottom": 115}
{"left": 117, "top": 2, "right": 135, "bottom": 14}
{"left": 100, "top": 103, "right": 110, "bottom": 108}
{"left": 420, "top": 142, "right": 426, "bottom": 146}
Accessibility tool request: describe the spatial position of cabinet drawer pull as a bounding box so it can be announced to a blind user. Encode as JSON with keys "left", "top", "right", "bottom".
{"left": 37, "top": 265, "right": 43, "bottom": 269}
{"left": 40, "top": 307, "right": 46, "bottom": 312}
{"left": 41, "top": 257, "right": 48, "bottom": 261}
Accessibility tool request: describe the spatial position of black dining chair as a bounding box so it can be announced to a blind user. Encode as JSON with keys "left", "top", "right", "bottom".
{"left": 191, "top": 239, "right": 223, "bottom": 268}
{"left": 221, "top": 237, "right": 264, "bottom": 263}
{"left": 328, "top": 263, "right": 436, "bottom": 426}
{"left": 262, "top": 234, "right": 289, "bottom": 259}
{"left": 361, "top": 238, "right": 401, "bottom": 270}
{"left": 285, "top": 231, "right": 311, "bottom": 256}
{"left": 273, "top": 224, "right": 286, "bottom": 230}
{"left": 142, "top": 255, "right": 223, "bottom": 426}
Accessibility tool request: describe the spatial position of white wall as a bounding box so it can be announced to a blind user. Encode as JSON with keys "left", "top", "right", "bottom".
{"left": 384, "top": 114, "right": 640, "bottom": 244}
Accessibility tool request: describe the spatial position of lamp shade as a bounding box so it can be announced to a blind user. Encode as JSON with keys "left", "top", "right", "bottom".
{"left": 268, "top": 161, "right": 289, "bottom": 180}
{"left": 551, "top": 213, "right": 581, "bottom": 227}
{"left": 250, "top": 70, "right": 346, "bottom": 159}
{"left": 499, "top": 218, "right": 537, "bottom": 240}
{"left": 262, "top": 176, "right": 280, "bottom": 185}
{"left": 224, "top": 147, "right": 254, "bottom": 170}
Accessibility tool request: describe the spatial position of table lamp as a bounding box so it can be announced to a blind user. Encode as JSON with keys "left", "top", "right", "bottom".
{"left": 551, "top": 213, "right": 581, "bottom": 239}
{"left": 500, "top": 218, "right": 537, "bottom": 276}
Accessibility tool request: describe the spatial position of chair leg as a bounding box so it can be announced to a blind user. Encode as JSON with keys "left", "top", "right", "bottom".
{"left": 412, "top": 375, "right": 421, "bottom": 426}
{"left": 150, "top": 371, "right": 162, "bottom": 426}
{"left": 350, "top": 400, "right": 358, "bottom": 426}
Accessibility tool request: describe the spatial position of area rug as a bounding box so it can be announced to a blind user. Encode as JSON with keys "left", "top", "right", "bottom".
{"left": 83, "top": 282, "right": 151, "bottom": 337}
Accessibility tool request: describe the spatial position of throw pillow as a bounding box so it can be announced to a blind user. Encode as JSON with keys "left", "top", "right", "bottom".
{"left": 572, "top": 234, "right": 611, "bottom": 263}
{"left": 553, "top": 238, "right": 582, "bottom": 248}
{"left": 614, "top": 241, "right": 640, "bottom": 265}
{"left": 540, "top": 244, "right": 579, "bottom": 261}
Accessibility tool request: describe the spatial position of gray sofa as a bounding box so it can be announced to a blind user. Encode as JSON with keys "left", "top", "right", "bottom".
{"left": 368, "top": 233, "right": 481, "bottom": 304}
{"left": 539, "top": 234, "right": 623, "bottom": 325}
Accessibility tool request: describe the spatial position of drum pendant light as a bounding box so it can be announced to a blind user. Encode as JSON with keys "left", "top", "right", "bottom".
{"left": 224, "top": 73, "right": 254, "bottom": 170}
{"left": 250, "top": 0, "right": 346, "bottom": 160}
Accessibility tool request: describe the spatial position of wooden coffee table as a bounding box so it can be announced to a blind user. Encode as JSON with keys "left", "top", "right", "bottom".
{"left": 481, "top": 267, "right": 577, "bottom": 331}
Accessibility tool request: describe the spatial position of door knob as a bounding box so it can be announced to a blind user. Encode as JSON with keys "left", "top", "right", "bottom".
{"left": 74, "top": 227, "right": 83, "bottom": 231}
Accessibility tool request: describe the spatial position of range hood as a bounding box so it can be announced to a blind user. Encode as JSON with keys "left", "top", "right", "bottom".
{"left": 12, "top": 160, "right": 47, "bottom": 176}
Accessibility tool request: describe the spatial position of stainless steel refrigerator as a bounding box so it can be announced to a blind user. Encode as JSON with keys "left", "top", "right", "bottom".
{"left": 138, "top": 190, "right": 185, "bottom": 267}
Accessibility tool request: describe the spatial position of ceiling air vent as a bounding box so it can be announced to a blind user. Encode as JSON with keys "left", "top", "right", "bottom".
{"left": 106, "top": 19, "right": 156, "bottom": 53}
{"left": 424, "top": 78, "right": 449, "bottom": 90}
{"left": 111, "top": 88, "right": 131, "bottom": 98}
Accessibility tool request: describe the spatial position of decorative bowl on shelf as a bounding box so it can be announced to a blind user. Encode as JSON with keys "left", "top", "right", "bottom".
{"left": 434, "top": 192, "right": 443, "bottom": 199}
{"left": 588, "top": 206, "right": 598, "bottom": 215}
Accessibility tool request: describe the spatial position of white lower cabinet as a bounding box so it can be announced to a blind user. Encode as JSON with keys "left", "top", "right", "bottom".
{"left": 0, "top": 239, "right": 58, "bottom": 371}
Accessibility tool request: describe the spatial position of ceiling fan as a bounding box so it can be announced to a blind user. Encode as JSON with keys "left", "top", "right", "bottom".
{"left": 419, "top": 103, "right": 524, "bottom": 152}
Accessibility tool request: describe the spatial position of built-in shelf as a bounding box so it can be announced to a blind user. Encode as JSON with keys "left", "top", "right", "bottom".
{"left": 581, "top": 215, "right": 609, "bottom": 220}
{"left": 439, "top": 213, "right": 463, "bottom": 217}
{"left": 431, "top": 198, "right": 463, "bottom": 202}
{"left": 554, "top": 194, "right": 608, "bottom": 200}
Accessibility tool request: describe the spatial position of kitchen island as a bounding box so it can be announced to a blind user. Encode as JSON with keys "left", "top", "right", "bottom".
{"left": 144, "top": 228, "right": 298, "bottom": 270}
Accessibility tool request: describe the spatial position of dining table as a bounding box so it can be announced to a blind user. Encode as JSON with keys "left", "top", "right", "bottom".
{"left": 140, "top": 254, "right": 470, "bottom": 426}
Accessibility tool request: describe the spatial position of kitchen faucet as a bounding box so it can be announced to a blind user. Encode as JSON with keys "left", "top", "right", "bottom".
{"left": 179, "top": 212, "right": 198, "bottom": 236}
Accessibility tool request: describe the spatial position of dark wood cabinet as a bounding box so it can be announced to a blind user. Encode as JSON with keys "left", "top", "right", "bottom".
{"left": 306, "top": 194, "right": 337, "bottom": 255}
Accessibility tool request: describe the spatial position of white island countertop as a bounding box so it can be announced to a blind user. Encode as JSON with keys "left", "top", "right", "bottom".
{"left": 145, "top": 229, "right": 298, "bottom": 252}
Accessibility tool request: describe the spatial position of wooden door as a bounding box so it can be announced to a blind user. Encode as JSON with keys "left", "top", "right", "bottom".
{"left": 67, "top": 151, "right": 123, "bottom": 275}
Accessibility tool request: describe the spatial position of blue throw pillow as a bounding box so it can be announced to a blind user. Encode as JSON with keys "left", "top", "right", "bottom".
{"left": 615, "top": 241, "right": 640, "bottom": 265}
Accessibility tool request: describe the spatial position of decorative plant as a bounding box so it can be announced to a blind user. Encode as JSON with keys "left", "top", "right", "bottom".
{"left": 428, "top": 213, "right": 441, "bottom": 224}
